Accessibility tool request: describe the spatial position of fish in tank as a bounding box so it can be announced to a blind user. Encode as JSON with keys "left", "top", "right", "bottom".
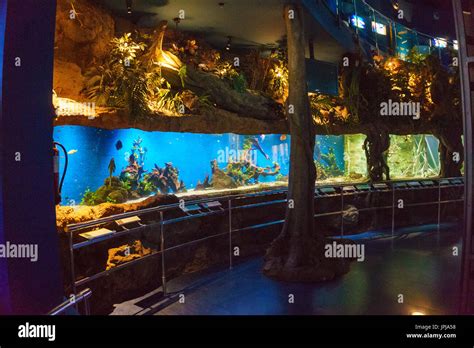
{"left": 52, "top": 126, "right": 384, "bottom": 206}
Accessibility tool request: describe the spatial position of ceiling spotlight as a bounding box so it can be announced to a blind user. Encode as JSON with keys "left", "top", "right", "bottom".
{"left": 173, "top": 17, "right": 181, "bottom": 28}
{"left": 226, "top": 36, "right": 232, "bottom": 51}
{"left": 391, "top": 0, "right": 399, "bottom": 11}
{"left": 218, "top": 2, "right": 225, "bottom": 8}
{"left": 126, "top": 0, "right": 132, "bottom": 14}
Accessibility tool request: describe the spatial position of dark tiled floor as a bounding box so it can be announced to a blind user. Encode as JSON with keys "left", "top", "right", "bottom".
{"left": 112, "top": 225, "right": 462, "bottom": 315}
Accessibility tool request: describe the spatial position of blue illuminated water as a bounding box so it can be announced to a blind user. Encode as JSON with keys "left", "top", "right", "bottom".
{"left": 53, "top": 126, "right": 346, "bottom": 205}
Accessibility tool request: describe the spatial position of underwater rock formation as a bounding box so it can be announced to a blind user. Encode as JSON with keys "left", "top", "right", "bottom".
{"left": 80, "top": 137, "right": 187, "bottom": 206}
{"left": 202, "top": 159, "right": 282, "bottom": 190}
{"left": 143, "top": 163, "right": 186, "bottom": 194}
{"left": 120, "top": 137, "right": 148, "bottom": 189}
{"left": 210, "top": 160, "right": 239, "bottom": 189}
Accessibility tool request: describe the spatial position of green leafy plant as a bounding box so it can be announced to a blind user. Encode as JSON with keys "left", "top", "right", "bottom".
{"left": 81, "top": 188, "right": 100, "bottom": 206}
{"left": 178, "top": 65, "right": 187, "bottom": 87}
{"left": 232, "top": 73, "right": 248, "bottom": 93}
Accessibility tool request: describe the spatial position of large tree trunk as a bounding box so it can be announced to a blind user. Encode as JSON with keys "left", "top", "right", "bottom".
{"left": 364, "top": 124, "right": 390, "bottom": 182}
{"left": 436, "top": 130, "right": 464, "bottom": 178}
{"left": 262, "top": 1, "right": 349, "bottom": 281}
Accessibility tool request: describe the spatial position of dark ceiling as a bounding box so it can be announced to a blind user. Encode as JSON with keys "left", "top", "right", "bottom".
{"left": 100, "top": 0, "right": 287, "bottom": 49}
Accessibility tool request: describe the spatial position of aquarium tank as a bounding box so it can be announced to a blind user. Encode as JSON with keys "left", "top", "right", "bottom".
{"left": 388, "top": 135, "right": 440, "bottom": 179}
{"left": 53, "top": 127, "right": 373, "bottom": 206}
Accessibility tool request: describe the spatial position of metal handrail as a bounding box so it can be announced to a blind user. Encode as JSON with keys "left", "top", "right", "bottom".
{"left": 323, "top": 0, "right": 456, "bottom": 58}
{"left": 65, "top": 187, "right": 288, "bottom": 233}
{"left": 48, "top": 288, "right": 92, "bottom": 315}
{"left": 65, "top": 176, "right": 463, "bottom": 232}
{"left": 66, "top": 176, "right": 464, "bottom": 303}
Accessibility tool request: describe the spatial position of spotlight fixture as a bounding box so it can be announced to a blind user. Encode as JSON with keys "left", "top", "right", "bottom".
{"left": 126, "top": 0, "right": 132, "bottom": 14}
{"left": 391, "top": 0, "right": 399, "bottom": 11}
{"left": 225, "top": 36, "right": 232, "bottom": 51}
{"left": 218, "top": 2, "right": 225, "bottom": 8}
{"left": 173, "top": 17, "right": 181, "bottom": 28}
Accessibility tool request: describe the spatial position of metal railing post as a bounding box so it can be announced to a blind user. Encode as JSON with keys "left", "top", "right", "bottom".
{"left": 437, "top": 180, "right": 442, "bottom": 246}
{"left": 69, "top": 231, "right": 76, "bottom": 295}
{"left": 372, "top": 8, "right": 379, "bottom": 55}
{"left": 228, "top": 199, "right": 233, "bottom": 270}
{"left": 353, "top": 0, "right": 359, "bottom": 36}
{"left": 160, "top": 211, "right": 167, "bottom": 296}
{"left": 340, "top": 188, "right": 344, "bottom": 236}
{"left": 84, "top": 296, "right": 90, "bottom": 315}
{"left": 391, "top": 184, "right": 396, "bottom": 250}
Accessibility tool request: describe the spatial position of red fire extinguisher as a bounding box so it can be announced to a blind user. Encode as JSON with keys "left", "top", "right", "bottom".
{"left": 53, "top": 141, "right": 68, "bottom": 205}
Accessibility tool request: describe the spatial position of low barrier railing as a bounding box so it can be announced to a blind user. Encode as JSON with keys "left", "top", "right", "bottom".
{"left": 48, "top": 288, "right": 92, "bottom": 315}
{"left": 65, "top": 177, "right": 464, "bottom": 310}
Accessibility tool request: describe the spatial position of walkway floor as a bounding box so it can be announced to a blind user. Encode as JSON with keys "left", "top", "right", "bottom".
{"left": 111, "top": 225, "right": 462, "bottom": 315}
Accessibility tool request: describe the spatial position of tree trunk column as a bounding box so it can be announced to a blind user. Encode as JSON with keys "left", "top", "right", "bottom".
{"left": 363, "top": 127, "right": 390, "bottom": 182}
{"left": 263, "top": 1, "right": 349, "bottom": 281}
{"left": 437, "top": 131, "right": 464, "bottom": 178}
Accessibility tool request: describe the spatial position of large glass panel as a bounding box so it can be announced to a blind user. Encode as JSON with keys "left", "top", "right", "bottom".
{"left": 388, "top": 134, "right": 440, "bottom": 179}
{"left": 53, "top": 127, "right": 370, "bottom": 206}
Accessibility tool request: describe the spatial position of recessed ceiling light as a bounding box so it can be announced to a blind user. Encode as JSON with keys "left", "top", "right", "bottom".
{"left": 219, "top": 2, "right": 225, "bottom": 7}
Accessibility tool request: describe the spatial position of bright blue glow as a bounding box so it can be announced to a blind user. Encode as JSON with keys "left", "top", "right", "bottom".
{"left": 433, "top": 38, "right": 447, "bottom": 48}
{"left": 350, "top": 15, "right": 366, "bottom": 29}
{"left": 53, "top": 127, "right": 347, "bottom": 205}
{"left": 371, "top": 21, "right": 387, "bottom": 36}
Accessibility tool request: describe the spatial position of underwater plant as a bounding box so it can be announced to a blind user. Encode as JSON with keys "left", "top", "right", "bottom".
{"left": 81, "top": 188, "right": 100, "bottom": 206}
{"left": 315, "top": 147, "right": 344, "bottom": 180}
{"left": 388, "top": 135, "right": 440, "bottom": 179}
